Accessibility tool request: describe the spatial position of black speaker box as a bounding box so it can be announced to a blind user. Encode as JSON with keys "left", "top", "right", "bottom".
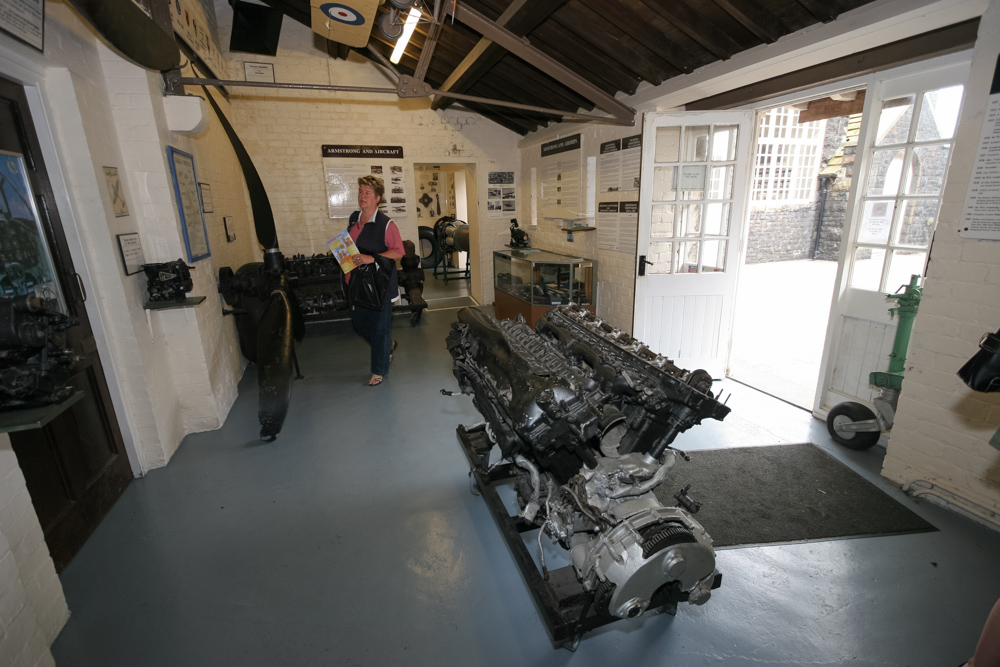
{"left": 229, "top": 1, "right": 283, "bottom": 56}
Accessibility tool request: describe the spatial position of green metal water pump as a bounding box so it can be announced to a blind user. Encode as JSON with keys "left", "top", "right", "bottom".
{"left": 827, "top": 275, "right": 923, "bottom": 450}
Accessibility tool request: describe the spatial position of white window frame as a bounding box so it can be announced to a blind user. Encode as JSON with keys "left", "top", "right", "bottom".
{"left": 751, "top": 106, "right": 826, "bottom": 206}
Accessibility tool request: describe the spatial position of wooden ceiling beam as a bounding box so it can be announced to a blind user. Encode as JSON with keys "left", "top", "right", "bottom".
{"left": 577, "top": 0, "right": 697, "bottom": 73}
{"left": 794, "top": 0, "right": 839, "bottom": 23}
{"left": 530, "top": 22, "right": 640, "bottom": 95}
{"left": 551, "top": 3, "right": 678, "bottom": 84}
{"left": 638, "top": 0, "right": 743, "bottom": 60}
{"left": 712, "top": 0, "right": 789, "bottom": 44}
{"left": 490, "top": 60, "right": 594, "bottom": 112}
{"left": 432, "top": 0, "right": 568, "bottom": 111}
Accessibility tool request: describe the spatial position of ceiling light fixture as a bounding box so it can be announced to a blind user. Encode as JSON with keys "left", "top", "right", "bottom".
{"left": 390, "top": 7, "right": 421, "bottom": 64}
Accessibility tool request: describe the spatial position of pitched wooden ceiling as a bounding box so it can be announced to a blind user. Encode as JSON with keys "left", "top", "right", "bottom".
{"left": 260, "top": 0, "right": 881, "bottom": 135}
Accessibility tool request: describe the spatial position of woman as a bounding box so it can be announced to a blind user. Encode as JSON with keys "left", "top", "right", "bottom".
{"left": 345, "top": 175, "right": 405, "bottom": 386}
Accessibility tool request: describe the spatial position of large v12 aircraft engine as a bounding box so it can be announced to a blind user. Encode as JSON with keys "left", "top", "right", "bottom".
{"left": 447, "top": 305, "right": 730, "bottom": 625}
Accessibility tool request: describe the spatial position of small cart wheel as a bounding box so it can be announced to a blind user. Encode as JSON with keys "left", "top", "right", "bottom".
{"left": 827, "top": 402, "right": 881, "bottom": 450}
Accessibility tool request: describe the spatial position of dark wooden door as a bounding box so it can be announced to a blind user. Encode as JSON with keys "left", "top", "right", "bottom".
{"left": 0, "top": 76, "right": 132, "bottom": 570}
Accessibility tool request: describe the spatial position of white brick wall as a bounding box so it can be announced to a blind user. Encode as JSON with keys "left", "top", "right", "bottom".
{"left": 519, "top": 125, "right": 641, "bottom": 332}
{"left": 883, "top": 0, "right": 1000, "bottom": 523}
{"left": 0, "top": 435, "right": 65, "bottom": 667}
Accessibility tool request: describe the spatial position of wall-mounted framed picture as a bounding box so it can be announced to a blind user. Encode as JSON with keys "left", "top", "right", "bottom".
{"left": 167, "top": 146, "right": 211, "bottom": 262}
{"left": 103, "top": 166, "right": 129, "bottom": 217}
{"left": 198, "top": 181, "right": 213, "bottom": 213}
{"left": 116, "top": 233, "right": 146, "bottom": 275}
{"left": 224, "top": 216, "right": 236, "bottom": 242}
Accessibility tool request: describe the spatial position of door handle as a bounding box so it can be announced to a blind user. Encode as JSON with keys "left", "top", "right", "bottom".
{"left": 74, "top": 272, "right": 87, "bottom": 303}
{"left": 638, "top": 255, "right": 654, "bottom": 277}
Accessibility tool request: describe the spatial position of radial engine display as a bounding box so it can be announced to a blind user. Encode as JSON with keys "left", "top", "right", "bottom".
{"left": 447, "top": 305, "right": 730, "bottom": 629}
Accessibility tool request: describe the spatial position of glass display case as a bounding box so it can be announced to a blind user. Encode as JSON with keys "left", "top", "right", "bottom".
{"left": 493, "top": 249, "right": 597, "bottom": 326}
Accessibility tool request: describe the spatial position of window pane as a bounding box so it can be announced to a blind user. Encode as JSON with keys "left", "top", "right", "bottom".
{"left": 886, "top": 249, "right": 927, "bottom": 291}
{"left": 680, "top": 165, "right": 706, "bottom": 200}
{"left": 652, "top": 166, "right": 677, "bottom": 201}
{"left": 915, "top": 85, "right": 963, "bottom": 141}
{"left": 677, "top": 241, "right": 699, "bottom": 273}
{"left": 649, "top": 242, "right": 673, "bottom": 273}
{"left": 857, "top": 200, "right": 895, "bottom": 244}
{"left": 708, "top": 165, "right": 733, "bottom": 199}
{"left": 685, "top": 126, "right": 710, "bottom": 161}
{"left": 701, "top": 240, "right": 727, "bottom": 272}
{"left": 711, "top": 125, "right": 738, "bottom": 161}
{"left": 655, "top": 127, "right": 680, "bottom": 162}
{"left": 905, "top": 144, "right": 950, "bottom": 195}
{"left": 894, "top": 199, "right": 938, "bottom": 247}
{"left": 850, "top": 247, "right": 887, "bottom": 290}
{"left": 875, "top": 96, "right": 915, "bottom": 145}
{"left": 704, "top": 203, "right": 730, "bottom": 236}
{"left": 680, "top": 204, "right": 702, "bottom": 236}
{"left": 866, "top": 149, "right": 905, "bottom": 196}
{"left": 651, "top": 205, "right": 675, "bottom": 237}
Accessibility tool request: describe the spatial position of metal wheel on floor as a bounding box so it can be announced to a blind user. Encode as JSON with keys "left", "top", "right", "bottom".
{"left": 826, "top": 401, "right": 881, "bottom": 450}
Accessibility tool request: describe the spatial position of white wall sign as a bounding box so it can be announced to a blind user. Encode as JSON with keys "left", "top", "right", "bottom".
{"left": 960, "top": 54, "right": 1000, "bottom": 240}
{"left": 243, "top": 62, "right": 275, "bottom": 83}
{"left": 0, "top": 0, "right": 43, "bottom": 51}
{"left": 322, "top": 145, "right": 408, "bottom": 219}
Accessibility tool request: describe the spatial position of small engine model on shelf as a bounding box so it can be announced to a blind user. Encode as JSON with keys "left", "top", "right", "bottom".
{"left": 0, "top": 295, "right": 79, "bottom": 410}
{"left": 509, "top": 218, "right": 530, "bottom": 248}
{"left": 142, "top": 259, "right": 194, "bottom": 302}
{"left": 447, "top": 304, "right": 730, "bottom": 647}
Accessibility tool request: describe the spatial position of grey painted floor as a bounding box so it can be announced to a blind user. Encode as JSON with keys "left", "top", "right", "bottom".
{"left": 52, "top": 295, "right": 1000, "bottom": 666}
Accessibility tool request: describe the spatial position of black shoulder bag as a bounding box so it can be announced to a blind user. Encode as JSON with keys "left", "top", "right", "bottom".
{"left": 348, "top": 252, "right": 394, "bottom": 311}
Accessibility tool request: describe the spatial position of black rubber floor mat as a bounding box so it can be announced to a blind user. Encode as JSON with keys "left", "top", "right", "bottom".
{"left": 653, "top": 443, "right": 936, "bottom": 548}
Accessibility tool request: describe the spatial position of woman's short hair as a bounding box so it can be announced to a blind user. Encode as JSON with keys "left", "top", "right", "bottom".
{"left": 358, "top": 175, "right": 384, "bottom": 201}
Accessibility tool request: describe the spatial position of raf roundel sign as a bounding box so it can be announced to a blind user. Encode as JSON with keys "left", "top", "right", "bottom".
{"left": 320, "top": 3, "right": 366, "bottom": 25}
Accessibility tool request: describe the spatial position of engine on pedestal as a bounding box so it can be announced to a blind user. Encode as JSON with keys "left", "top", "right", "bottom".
{"left": 447, "top": 305, "right": 730, "bottom": 619}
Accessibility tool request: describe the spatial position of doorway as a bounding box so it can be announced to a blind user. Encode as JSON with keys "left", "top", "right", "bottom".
{"left": 0, "top": 76, "right": 133, "bottom": 570}
{"left": 413, "top": 163, "right": 479, "bottom": 307}
{"left": 728, "top": 99, "right": 863, "bottom": 409}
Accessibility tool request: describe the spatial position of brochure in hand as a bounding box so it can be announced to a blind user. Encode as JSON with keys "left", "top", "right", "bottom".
{"left": 327, "top": 229, "right": 361, "bottom": 273}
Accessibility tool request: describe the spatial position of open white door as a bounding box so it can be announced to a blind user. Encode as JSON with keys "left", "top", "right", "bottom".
{"left": 634, "top": 111, "right": 755, "bottom": 378}
{"left": 816, "top": 61, "right": 969, "bottom": 414}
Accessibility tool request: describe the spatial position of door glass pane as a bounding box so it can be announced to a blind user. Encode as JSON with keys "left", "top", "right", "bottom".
{"left": 680, "top": 205, "right": 702, "bottom": 236}
{"left": 905, "top": 145, "right": 950, "bottom": 195}
{"left": 677, "top": 241, "right": 699, "bottom": 273}
{"left": 875, "top": 96, "right": 915, "bottom": 145}
{"left": 651, "top": 205, "right": 675, "bottom": 237}
{"left": 648, "top": 242, "right": 673, "bottom": 273}
{"left": 711, "top": 125, "right": 738, "bottom": 161}
{"left": 680, "top": 165, "right": 706, "bottom": 200}
{"left": 850, "top": 247, "right": 886, "bottom": 290}
{"left": 704, "top": 203, "right": 730, "bottom": 236}
{"left": 655, "top": 127, "right": 681, "bottom": 162}
{"left": 652, "top": 166, "right": 677, "bottom": 200}
{"left": 0, "top": 151, "right": 62, "bottom": 304}
{"left": 866, "top": 149, "right": 905, "bottom": 196}
{"left": 701, "top": 240, "right": 727, "bottom": 272}
{"left": 886, "top": 249, "right": 926, "bottom": 291}
{"left": 685, "top": 126, "right": 710, "bottom": 161}
{"left": 915, "top": 85, "right": 963, "bottom": 141}
{"left": 857, "top": 200, "right": 895, "bottom": 244}
{"left": 707, "top": 165, "right": 733, "bottom": 199}
{"left": 894, "top": 199, "right": 937, "bottom": 247}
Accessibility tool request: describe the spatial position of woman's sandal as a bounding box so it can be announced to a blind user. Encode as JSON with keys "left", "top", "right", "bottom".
{"left": 368, "top": 374, "right": 383, "bottom": 386}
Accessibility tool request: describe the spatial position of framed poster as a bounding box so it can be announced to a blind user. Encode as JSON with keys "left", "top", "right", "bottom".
{"left": 167, "top": 147, "right": 211, "bottom": 262}
{"left": 0, "top": 0, "right": 44, "bottom": 52}
{"left": 103, "top": 166, "right": 129, "bottom": 217}
{"left": 116, "top": 233, "right": 146, "bottom": 276}
{"left": 198, "top": 182, "right": 213, "bottom": 213}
